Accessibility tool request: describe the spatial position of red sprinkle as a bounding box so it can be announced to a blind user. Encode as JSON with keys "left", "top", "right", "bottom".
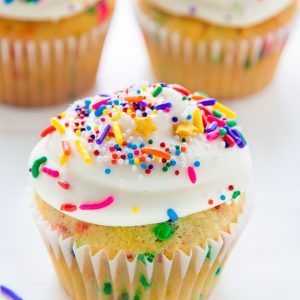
{"left": 40, "top": 125, "right": 56, "bottom": 138}
{"left": 60, "top": 203, "right": 77, "bottom": 212}
{"left": 172, "top": 84, "right": 190, "bottom": 96}
{"left": 228, "top": 185, "right": 234, "bottom": 191}
{"left": 223, "top": 134, "right": 235, "bottom": 147}
{"left": 58, "top": 180, "right": 70, "bottom": 190}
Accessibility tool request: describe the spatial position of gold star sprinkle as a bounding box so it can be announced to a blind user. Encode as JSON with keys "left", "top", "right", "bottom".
{"left": 175, "top": 123, "right": 199, "bottom": 137}
{"left": 134, "top": 117, "right": 157, "bottom": 137}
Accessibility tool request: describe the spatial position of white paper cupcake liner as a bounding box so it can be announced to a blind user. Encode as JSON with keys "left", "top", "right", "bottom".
{"left": 135, "top": 4, "right": 293, "bottom": 98}
{"left": 31, "top": 192, "right": 252, "bottom": 300}
{"left": 0, "top": 18, "right": 111, "bottom": 107}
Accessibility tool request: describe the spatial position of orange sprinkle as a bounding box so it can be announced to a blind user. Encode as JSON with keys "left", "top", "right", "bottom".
{"left": 131, "top": 113, "right": 136, "bottom": 119}
{"left": 62, "top": 140, "right": 71, "bottom": 156}
{"left": 125, "top": 95, "right": 146, "bottom": 103}
{"left": 139, "top": 157, "right": 146, "bottom": 162}
{"left": 181, "top": 146, "right": 187, "bottom": 153}
{"left": 141, "top": 148, "right": 171, "bottom": 160}
{"left": 192, "top": 94, "right": 206, "bottom": 101}
{"left": 112, "top": 153, "right": 118, "bottom": 159}
{"left": 208, "top": 199, "right": 214, "bottom": 205}
{"left": 111, "top": 159, "right": 117, "bottom": 165}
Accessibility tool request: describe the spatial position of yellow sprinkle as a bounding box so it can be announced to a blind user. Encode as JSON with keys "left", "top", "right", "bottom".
{"left": 75, "top": 130, "right": 81, "bottom": 136}
{"left": 50, "top": 117, "right": 65, "bottom": 135}
{"left": 127, "top": 109, "right": 132, "bottom": 115}
{"left": 60, "top": 113, "right": 66, "bottom": 118}
{"left": 103, "top": 109, "right": 108, "bottom": 115}
{"left": 213, "top": 102, "right": 237, "bottom": 119}
{"left": 134, "top": 158, "right": 140, "bottom": 164}
{"left": 60, "top": 154, "right": 68, "bottom": 166}
{"left": 152, "top": 110, "right": 158, "bottom": 115}
{"left": 132, "top": 207, "right": 139, "bottom": 214}
{"left": 105, "top": 136, "right": 110, "bottom": 141}
{"left": 193, "top": 109, "right": 204, "bottom": 134}
{"left": 175, "top": 123, "right": 199, "bottom": 137}
{"left": 94, "top": 126, "right": 99, "bottom": 131}
{"left": 141, "top": 86, "right": 147, "bottom": 92}
{"left": 114, "top": 106, "right": 120, "bottom": 111}
{"left": 116, "top": 111, "right": 122, "bottom": 118}
{"left": 112, "top": 121, "right": 123, "bottom": 145}
{"left": 75, "top": 139, "right": 91, "bottom": 164}
{"left": 110, "top": 116, "right": 117, "bottom": 121}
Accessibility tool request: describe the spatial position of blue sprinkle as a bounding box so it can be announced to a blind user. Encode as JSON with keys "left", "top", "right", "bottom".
{"left": 172, "top": 116, "right": 178, "bottom": 122}
{"left": 194, "top": 161, "right": 201, "bottom": 167}
{"left": 127, "top": 153, "right": 133, "bottom": 159}
{"left": 105, "top": 168, "right": 111, "bottom": 175}
{"left": 132, "top": 144, "right": 138, "bottom": 150}
{"left": 141, "top": 163, "right": 147, "bottom": 170}
{"left": 140, "top": 143, "right": 145, "bottom": 148}
{"left": 114, "top": 100, "right": 119, "bottom": 105}
{"left": 170, "top": 159, "right": 176, "bottom": 166}
{"left": 175, "top": 150, "right": 181, "bottom": 156}
{"left": 220, "top": 195, "right": 226, "bottom": 201}
{"left": 114, "top": 144, "right": 119, "bottom": 150}
{"left": 137, "top": 89, "right": 141, "bottom": 94}
{"left": 95, "top": 106, "right": 106, "bottom": 117}
{"left": 86, "top": 125, "right": 92, "bottom": 131}
{"left": 129, "top": 159, "right": 134, "bottom": 165}
{"left": 187, "top": 114, "right": 192, "bottom": 120}
{"left": 142, "top": 112, "right": 147, "bottom": 117}
{"left": 167, "top": 208, "right": 178, "bottom": 222}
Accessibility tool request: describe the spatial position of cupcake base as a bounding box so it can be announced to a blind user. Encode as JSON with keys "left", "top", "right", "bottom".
{"left": 0, "top": 14, "right": 112, "bottom": 107}
{"left": 33, "top": 199, "right": 251, "bottom": 300}
{"left": 136, "top": 0, "right": 296, "bottom": 99}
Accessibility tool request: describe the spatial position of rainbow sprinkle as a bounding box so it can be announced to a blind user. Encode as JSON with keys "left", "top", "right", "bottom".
{"left": 79, "top": 196, "right": 114, "bottom": 210}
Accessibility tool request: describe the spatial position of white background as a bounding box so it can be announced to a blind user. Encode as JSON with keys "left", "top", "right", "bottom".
{"left": 1, "top": 1, "right": 300, "bottom": 299}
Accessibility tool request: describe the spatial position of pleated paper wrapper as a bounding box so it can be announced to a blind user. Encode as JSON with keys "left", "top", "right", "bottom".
{"left": 0, "top": 17, "right": 111, "bottom": 107}
{"left": 31, "top": 196, "right": 252, "bottom": 300}
{"left": 135, "top": 5, "right": 293, "bottom": 99}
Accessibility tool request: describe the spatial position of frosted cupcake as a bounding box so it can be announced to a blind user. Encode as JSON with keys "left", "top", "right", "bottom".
{"left": 29, "top": 82, "right": 251, "bottom": 300}
{"left": 135, "top": 0, "right": 297, "bottom": 99}
{"left": 0, "top": 0, "right": 114, "bottom": 107}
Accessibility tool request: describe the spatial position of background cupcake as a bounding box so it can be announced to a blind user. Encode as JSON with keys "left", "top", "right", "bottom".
{"left": 29, "top": 82, "right": 251, "bottom": 299}
{"left": 0, "top": 0, "right": 114, "bottom": 107}
{"left": 135, "top": 0, "right": 297, "bottom": 99}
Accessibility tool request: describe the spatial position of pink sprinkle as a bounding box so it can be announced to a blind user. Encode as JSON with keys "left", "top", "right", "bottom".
{"left": 207, "top": 115, "right": 226, "bottom": 127}
{"left": 92, "top": 98, "right": 111, "bottom": 110}
{"left": 42, "top": 166, "right": 59, "bottom": 178}
{"left": 188, "top": 166, "right": 197, "bottom": 184}
{"left": 79, "top": 196, "right": 114, "bottom": 210}
{"left": 206, "top": 130, "right": 220, "bottom": 141}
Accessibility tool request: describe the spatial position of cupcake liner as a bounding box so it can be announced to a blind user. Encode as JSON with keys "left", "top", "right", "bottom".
{"left": 31, "top": 191, "right": 252, "bottom": 300}
{"left": 135, "top": 5, "right": 293, "bottom": 99}
{"left": 0, "top": 18, "right": 111, "bottom": 107}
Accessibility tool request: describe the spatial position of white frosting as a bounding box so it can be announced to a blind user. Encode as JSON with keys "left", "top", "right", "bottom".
{"left": 29, "top": 82, "right": 251, "bottom": 227}
{"left": 146, "top": 0, "right": 292, "bottom": 27}
{"left": 0, "top": 0, "right": 108, "bottom": 21}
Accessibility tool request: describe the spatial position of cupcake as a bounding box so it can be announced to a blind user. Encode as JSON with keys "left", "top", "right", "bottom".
{"left": 135, "top": 0, "right": 297, "bottom": 99}
{"left": 29, "top": 82, "right": 251, "bottom": 300}
{"left": 0, "top": 0, "right": 114, "bottom": 107}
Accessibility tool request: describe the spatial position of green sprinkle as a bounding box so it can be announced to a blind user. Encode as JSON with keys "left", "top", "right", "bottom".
{"left": 86, "top": 6, "right": 96, "bottom": 15}
{"left": 175, "top": 145, "right": 180, "bottom": 150}
{"left": 181, "top": 138, "right": 186, "bottom": 143}
{"left": 138, "top": 252, "right": 156, "bottom": 264}
{"left": 134, "top": 289, "right": 141, "bottom": 300}
{"left": 152, "top": 85, "right": 163, "bottom": 97}
{"left": 182, "top": 96, "right": 187, "bottom": 101}
{"left": 120, "top": 292, "right": 129, "bottom": 300}
{"left": 31, "top": 156, "right": 47, "bottom": 178}
{"left": 140, "top": 274, "right": 151, "bottom": 289}
{"left": 194, "top": 91, "right": 209, "bottom": 98}
{"left": 206, "top": 245, "right": 212, "bottom": 260}
{"left": 244, "top": 58, "right": 251, "bottom": 69}
{"left": 219, "top": 128, "right": 227, "bottom": 136}
{"left": 162, "top": 166, "right": 168, "bottom": 172}
{"left": 103, "top": 282, "right": 112, "bottom": 295}
{"left": 153, "top": 222, "right": 174, "bottom": 241}
{"left": 148, "top": 139, "right": 153, "bottom": 144}
{"left": 232, "top": 191, "right": 241, "bottom": 199}
{"left": 215, "top": 267, "right": 221, "bottom": 276}
{"left": 239, "top": 131, "right": 247, "bottom": 145}
{"left": 212, "top": 110, "right": 223, "bottom": 118}
{"left": 226, "top": 120, "right": 237, "bottom": 128}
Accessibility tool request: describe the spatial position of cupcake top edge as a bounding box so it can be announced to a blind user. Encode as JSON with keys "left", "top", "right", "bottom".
{"left": 145, "top": 0, "right": 292, "bottom": 28}
{"left": 0, "top": 0, "right": 112, "bottom": 22}
{"left": 29, "top": 82, "right": 252, "bottom": 227}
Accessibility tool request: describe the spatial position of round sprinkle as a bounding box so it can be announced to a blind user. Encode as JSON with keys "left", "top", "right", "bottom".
{"left": 187, "top": 166, "right": 197, "bottom": 184}
{"left": 194, "top": 161, "right": 201, "bottom": 167}
{"left": 153, "top": 222, "right": 174, "bottom": 241}
{"left": 208, "top": 199, "right": 214, "bottom": 205}
{"left": 172, "top": 116, "right": 178, "bottom": 122}
{"left": 102, "top": 282, "right": 112, "bottom": 295}
{"left": 132, "top": 207, "right": 139, "bottom": 214}
{"left": 60, "top": 203, "right": 77, "bottom": 212}
{"left": 220, "top": 195, "right": 226, "bottom": 201}
{"left": 31, "top": 156, "right": 47, "bottom": 178}
{"left": 105, "top": 168, "right": 111, "bottom": 175}
{"left": 79, "top": 196, "right": 114, "bottom": 210}
{"left": 167, "top": 209, "right": 178, "bottom": 222}
{"left": 228, "top": 185, "right": 234, "bottom": 191}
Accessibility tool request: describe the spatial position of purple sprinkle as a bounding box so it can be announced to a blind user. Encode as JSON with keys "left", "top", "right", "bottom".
{"left": 0, "top": 285, "right": 22, "bottom": 300}
{"left": 155, "top": 102, "right": 172, "bottom": 110}
{"left": 98, "top": 93, "right": 111, "bottom": 97}
{"left": 139, "top": 101, "right": 147, "bottom": 108}
{"left": 231, "top": 129, "right": 246, "bottom": 148}
{"left": 206, "top": 121, "right": 218, "bottom": 133}
{"left": 197, "top": 98, "right": 216, "bottom": 106}
{"left": 96, "top": 124, "right": 111, "bottom": 145}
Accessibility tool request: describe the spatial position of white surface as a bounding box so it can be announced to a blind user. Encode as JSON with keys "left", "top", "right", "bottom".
{"left": 0, "top": 0, "right": 300, "bottom": 299}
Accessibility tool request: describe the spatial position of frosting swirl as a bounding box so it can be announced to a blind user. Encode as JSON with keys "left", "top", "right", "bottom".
{"left": 146, "top": 0, "right": 292, "bottom": 27}
{"left": 29, "top": 82, "right": 251, "bottom": 226}
{"left": 0, "top": 0, "right": 110, "bottom": 21}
